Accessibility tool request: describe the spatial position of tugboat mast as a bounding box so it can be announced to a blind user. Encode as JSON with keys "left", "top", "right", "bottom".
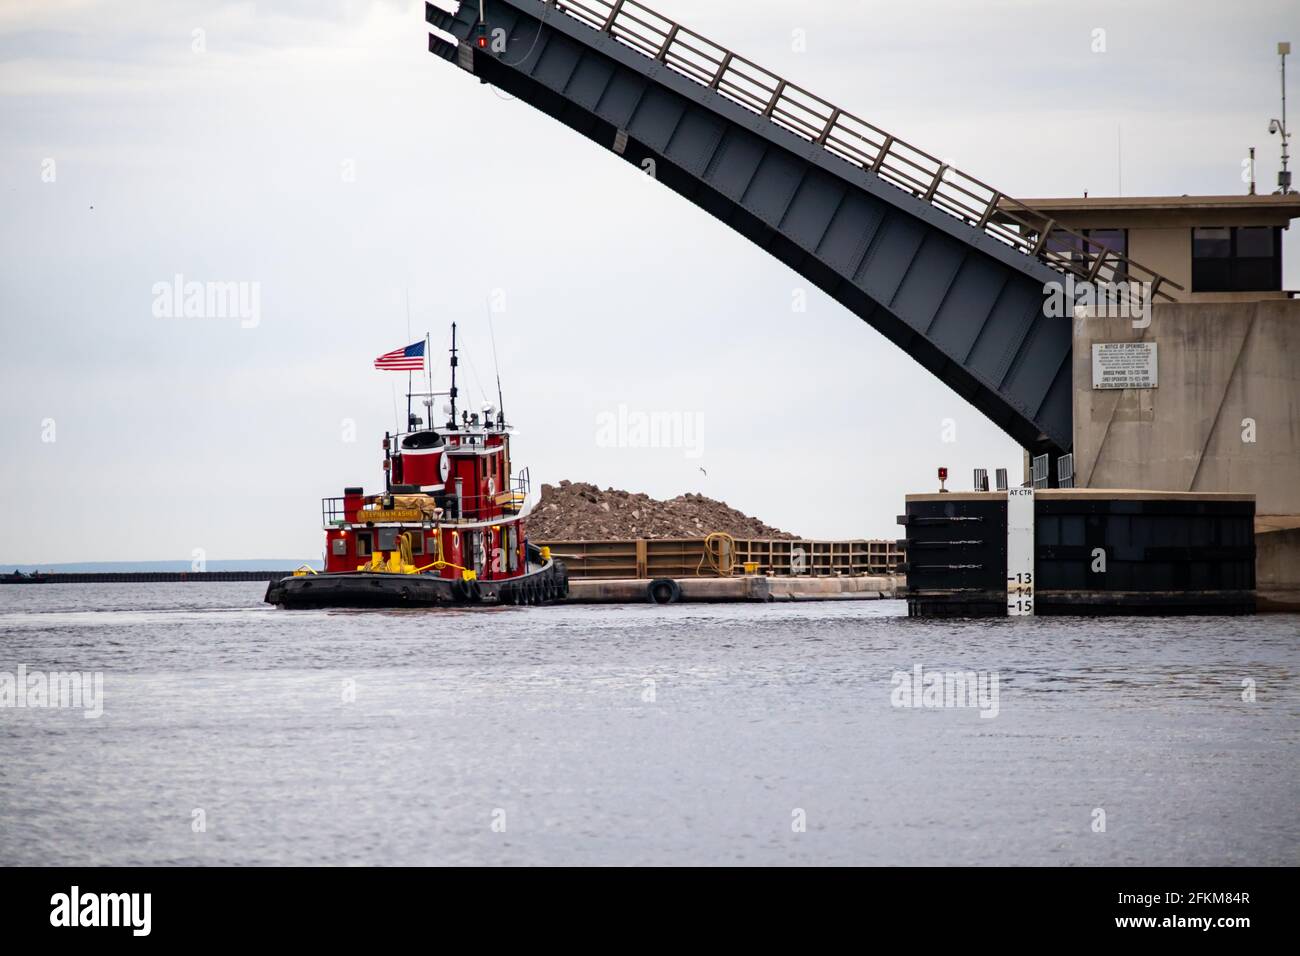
{"left": 448, "top": 321, "right": 459, "bottom": 428}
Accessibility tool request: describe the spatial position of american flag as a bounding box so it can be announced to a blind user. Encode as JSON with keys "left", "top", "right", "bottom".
{"left": 374, "top": 340, "right": 425, "bottom": 371}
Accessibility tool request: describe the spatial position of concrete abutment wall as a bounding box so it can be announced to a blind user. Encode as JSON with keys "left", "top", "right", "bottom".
{"left": 1072, "top": 299, "right": 1300, "bottom": 608}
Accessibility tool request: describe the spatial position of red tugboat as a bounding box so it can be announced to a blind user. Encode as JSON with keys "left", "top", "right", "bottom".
{"left": 266, "top": 324, "right": 567, "bottom": 609}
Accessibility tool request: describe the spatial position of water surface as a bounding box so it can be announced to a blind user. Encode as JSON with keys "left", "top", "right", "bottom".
{"left": 1, "top": 583, "right": 1296, "bottom": 866}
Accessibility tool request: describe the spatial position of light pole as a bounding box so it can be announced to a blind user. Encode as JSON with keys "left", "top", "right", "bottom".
{"left": 1271, "top": 41, "right": 1292, "bottom": 194}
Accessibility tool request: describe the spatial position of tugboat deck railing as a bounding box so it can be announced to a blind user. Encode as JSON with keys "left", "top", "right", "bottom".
{"left": 321, "top": 493, "right": 530, "bottom": 529}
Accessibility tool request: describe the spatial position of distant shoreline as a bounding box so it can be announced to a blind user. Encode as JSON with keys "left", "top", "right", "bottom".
{"left": 4, "top": 570, "right": 294, "bottom": 584}
{"left": 1, "top": 560, "right": 317, "bottom": 575}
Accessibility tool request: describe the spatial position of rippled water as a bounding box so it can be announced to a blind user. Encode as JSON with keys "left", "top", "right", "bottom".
{"left": 0, "top": 583, "right": 1296, "bottom": 866}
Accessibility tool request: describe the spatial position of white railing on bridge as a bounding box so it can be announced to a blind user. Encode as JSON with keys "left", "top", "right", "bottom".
{"left": 545, "top": 0, "right": 1179, "bottom": 301}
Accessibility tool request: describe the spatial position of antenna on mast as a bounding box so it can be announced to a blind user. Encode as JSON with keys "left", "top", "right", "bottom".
{"left": 486, "top": 300, "right": 505, "bottom": 426}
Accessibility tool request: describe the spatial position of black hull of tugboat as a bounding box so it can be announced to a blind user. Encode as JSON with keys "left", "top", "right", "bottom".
{"left": 265, "top": 560, "right": 568, "bottom": 609}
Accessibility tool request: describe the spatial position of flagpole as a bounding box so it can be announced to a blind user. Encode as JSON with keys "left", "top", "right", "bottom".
{"left": 404, "top": 290, "right": 413, "bottom": 433}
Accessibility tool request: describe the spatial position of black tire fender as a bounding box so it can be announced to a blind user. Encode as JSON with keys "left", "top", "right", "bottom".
{"left": 647, "top": 577, "right": 681, "bottom": 605}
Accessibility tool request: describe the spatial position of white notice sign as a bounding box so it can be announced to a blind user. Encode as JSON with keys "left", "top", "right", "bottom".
{"left": 1091, "top": 342, "right": 1158, "bottom": 389}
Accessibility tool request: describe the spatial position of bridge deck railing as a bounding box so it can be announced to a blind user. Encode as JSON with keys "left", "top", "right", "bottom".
{"left": 548, "top": 0, "right": 1179, "bottom": 301}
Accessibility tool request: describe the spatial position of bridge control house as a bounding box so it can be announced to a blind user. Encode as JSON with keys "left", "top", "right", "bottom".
{"left": 991, "top": 193, "right": 1300, "bottom": 612}
{"left": 1015, "top": 194, "right": 1297, "bottom": 302}
{"left": 904, "top": 193, "right": 1300, "bottom": 616}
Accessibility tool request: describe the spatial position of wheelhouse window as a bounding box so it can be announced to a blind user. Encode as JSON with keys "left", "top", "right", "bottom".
{"left": 1192, "top": 226, "right": 1281, "bottom": 292}
{"left": 356, "top": 532, "right": 372, "bottom": 557}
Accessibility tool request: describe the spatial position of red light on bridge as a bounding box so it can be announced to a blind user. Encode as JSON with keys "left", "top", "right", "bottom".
{"left": 937, "top": 467, "right": 948, "bottom": 481}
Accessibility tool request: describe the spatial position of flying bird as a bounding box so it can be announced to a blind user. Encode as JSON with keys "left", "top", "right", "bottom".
{"left": 698, "top": 467, "right": 708, "bottom": 477}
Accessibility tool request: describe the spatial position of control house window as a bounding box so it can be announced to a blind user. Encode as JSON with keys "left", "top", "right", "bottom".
{"left": 1192, "top": 226, "right": 1281, "bottom": 292}
{"left": 1045, "top": 228, "right": 1129, "bottom": 281}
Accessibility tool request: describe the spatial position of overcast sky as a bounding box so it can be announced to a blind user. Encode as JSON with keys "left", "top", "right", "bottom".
{"left": 2, "top": 0, "right": 1298, "bottom": 563}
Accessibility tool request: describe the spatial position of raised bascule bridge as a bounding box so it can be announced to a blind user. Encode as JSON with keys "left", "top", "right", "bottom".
{"left": 425, "top": 0, "right": 1178, "bottom": 464}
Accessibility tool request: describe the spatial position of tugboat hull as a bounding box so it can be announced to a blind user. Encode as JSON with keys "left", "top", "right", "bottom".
{"left": 265, "top": 560, "right": 568, "bottom": 609}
